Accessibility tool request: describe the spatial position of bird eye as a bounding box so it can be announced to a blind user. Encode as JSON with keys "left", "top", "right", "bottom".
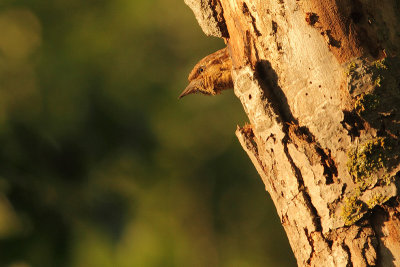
{"left": 198, "top": 67, "right": 204, "bottom": 73}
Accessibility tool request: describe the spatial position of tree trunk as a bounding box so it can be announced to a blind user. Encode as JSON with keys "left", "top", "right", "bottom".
{"left": 184, "top": 0, "right": 400, "bottom": 266}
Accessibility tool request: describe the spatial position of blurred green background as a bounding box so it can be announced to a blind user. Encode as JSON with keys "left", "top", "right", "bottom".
{"left": 0, "top": 0, "right": 295, "bottom": 266}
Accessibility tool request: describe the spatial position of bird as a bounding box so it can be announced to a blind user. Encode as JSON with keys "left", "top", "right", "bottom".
{"left": 179, "top": 47, "right": 233, "bottom": 99}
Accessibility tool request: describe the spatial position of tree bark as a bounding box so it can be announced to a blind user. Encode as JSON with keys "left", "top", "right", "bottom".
{"left": 185, "top": 0, "right": 400, "bottom": 266}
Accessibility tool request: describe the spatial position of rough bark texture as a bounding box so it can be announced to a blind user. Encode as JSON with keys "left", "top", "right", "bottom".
{"left": 185, "top": 0, "right": 400, "bottom": 266}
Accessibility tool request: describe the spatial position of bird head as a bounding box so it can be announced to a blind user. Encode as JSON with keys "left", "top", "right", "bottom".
{"left": 179, "top": 48, "right": 232, "bottom": 99}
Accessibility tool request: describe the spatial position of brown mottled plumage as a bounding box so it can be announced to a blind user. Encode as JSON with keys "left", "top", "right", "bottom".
{"left": 179, "top": 47, "right": 233, "bottom": 99}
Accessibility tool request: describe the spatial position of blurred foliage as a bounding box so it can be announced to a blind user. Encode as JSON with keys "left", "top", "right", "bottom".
{"left": 0, "top": 0, "right": 295, "bottom": 266}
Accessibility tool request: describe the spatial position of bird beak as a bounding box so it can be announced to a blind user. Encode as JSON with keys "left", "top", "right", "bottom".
{"left": 178, "top": 80, "right": 202, "bottom": 99}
